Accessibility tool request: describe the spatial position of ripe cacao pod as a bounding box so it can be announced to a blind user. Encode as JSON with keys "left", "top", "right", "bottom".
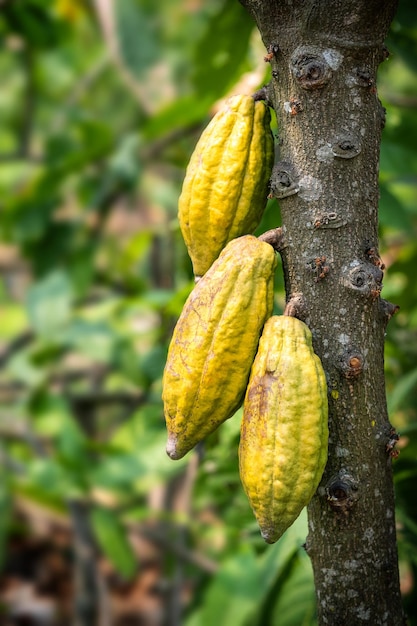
{"left": 163, "top": 235, "right": 277, "bottom": 460}
{"left": 239, "top": 315, "right": 328, "bottom": 543}
{"left": 178, "top": 94, "right": 274, "bottom": 278}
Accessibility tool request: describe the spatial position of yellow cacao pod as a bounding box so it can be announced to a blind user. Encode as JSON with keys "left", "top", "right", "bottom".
{"left": 239, "top": 315, "right": 328, "bottom": 543}
{"left": 163, "top": 235, "right": 277, "bottom": 460}
{"left": 178, "top": 94, "right": 274, "bottom": 278}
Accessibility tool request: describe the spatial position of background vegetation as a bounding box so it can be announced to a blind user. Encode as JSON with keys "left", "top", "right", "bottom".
{"left": 0, "top": 0, "right": 416, "bottom": 624}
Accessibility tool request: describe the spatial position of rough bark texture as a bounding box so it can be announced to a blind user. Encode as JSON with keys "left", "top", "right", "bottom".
{"left": 239, "top": 1, "right": 406, "bottom": 624}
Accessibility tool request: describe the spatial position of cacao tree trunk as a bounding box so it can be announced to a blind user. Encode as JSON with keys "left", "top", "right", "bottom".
{"left": 238, "top": 1, "right": 407, "bottom": 624}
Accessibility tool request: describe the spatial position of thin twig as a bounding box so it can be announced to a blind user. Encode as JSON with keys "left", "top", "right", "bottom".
{"left": 68, "top": 499, "right": 104, "bottom": 626}
{"left": 0, "top": 330, "right": 34, "bottom": 369}
{"left": 136, "top": 524, "right": 218, "bottom": 575}
{"left": 69, "top": 390, "right": 147, "bottom": 411}
{"left": 18, "top": 46, "right": 37, "bottom": 158}
{"left": 141, "top": 122, "right": 204, "bottom": 161}
{"left": 50, "top": 54, "right": 110, "bottom": 133}
{"left": 162, "top": 452, "right": 203, "bottom": 625}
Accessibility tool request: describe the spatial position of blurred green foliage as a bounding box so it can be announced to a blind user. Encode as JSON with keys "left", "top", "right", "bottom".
{"left": 0, "top": 0, "right": 416, "bottom": 624}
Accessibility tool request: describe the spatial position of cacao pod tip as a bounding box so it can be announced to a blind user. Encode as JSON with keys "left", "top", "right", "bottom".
{"left": 166, "top": 435, "right": 184, "bottom": 460}
{"left": 260, "top": 528, "right": 279, "bottom": 544}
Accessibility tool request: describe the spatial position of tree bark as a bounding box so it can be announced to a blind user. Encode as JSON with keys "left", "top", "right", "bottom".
{"left": 239, "top": 1, "right": 406, "bottom": 624}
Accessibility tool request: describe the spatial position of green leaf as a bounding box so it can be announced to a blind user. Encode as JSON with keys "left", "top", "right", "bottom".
{"left": 0, "top": 304, "right": 28, "bottom": 340}
{"left": 64, "top": 244, "right": 96, "bottom": 298}
{"left": 61, "top": 319, "right": 119, "bottom": 363}
{"left": 256, "top": 510, "right": 309, "bottom": 589}
{"left": 11, "top": 481, "right": 66, "bottom": 514}
{"left": 114, "top": 0, "right": 159, "bottom": 79}
{"left": 140, "top": 344, "right": 166, "bottom": 384}
{"left": 107, "top": 404, "right": 187, "bottom": 487}
{"left": 395, "top": 0, "right": 417, "bottom": 28}
{"left": 388, "top": 367, "right": 417, "bottom": 413}
{"left": 26, "top": 457, "right": 80, "bottom": 499}
{"left": 379, "top": 183, "right": 412, "bottom": 230}
{"left": 189, "top": 513, "right": 308, "bottom": 626}
{"left": 380, "top": 139, "right": 417, "bottom": 181}
{"left": 29, "top": 390, "right": 90, "bottom": 480}
{"left": 44, "top": 117, "right": 115, "bottom": 175}
{"left": 269, "top": 552, "right": 316, "bottom": 626}
{"left": 22, "top": 223, "right": 80, "bottom": 276}
{"left": 26, "top": 270, "right": 73, "bottom": 337}
{"left": 91, "top": 453, "right": 147, "bottom": 494}
{"left": 191, "top": 1, "right": 254, "bottom": 99}
{"left": 7, "top": 349, "right": 47, "bottom": 387}
{"left": 380, "top": 108, "right": 417, "bottom": 180}
{"left": 197, "top": 545, "right": 261, "bottom": 626}
{"left": 90, "top": 506, "right": 137, "bottom": 579}
{"left": 30, "top": 390, "right": 73, "bottom": 437}
{"left": 55, "top": 416, "right": 89, "bottom": 472}
{"left": 113, "top": 230, "right": 153, "bottom": 281}
{"left": 142, "top": 94, "right": 214, "bottom": 141}
{"left": 7, "top": 194, "right": 60, "bottom": 245}
{"left": 3, "top": 0, "right": 68, "bottom": 48}
{"left": 388, "top": 28, "right": 417, "bottom": 74}
{"left": 107, "top": 133, "right": 142, "bottom": 186}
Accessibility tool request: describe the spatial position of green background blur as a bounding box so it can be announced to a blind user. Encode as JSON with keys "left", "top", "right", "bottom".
{"left": 0, "top": 1, "right": 416, "bottom": 624}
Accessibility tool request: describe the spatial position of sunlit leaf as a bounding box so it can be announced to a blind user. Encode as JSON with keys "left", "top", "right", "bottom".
{"left": 26, "top": 270, "right": 73, "bottom": 337}
{"left": 0, "top": 304, "right": 28, "bottom": 339}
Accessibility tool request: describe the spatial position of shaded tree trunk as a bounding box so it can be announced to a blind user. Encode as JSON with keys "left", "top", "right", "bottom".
{"left": 239, "top": 1, "right": 406, "bottom": 624}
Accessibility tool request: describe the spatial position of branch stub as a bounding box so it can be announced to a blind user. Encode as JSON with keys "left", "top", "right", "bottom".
{"left": 291, "top": 45, "right": 334, "bottom": 90}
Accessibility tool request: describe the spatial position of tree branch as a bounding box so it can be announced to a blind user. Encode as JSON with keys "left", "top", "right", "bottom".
{"left": 238, "top": 1, "right": 405, "bottom": 624}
